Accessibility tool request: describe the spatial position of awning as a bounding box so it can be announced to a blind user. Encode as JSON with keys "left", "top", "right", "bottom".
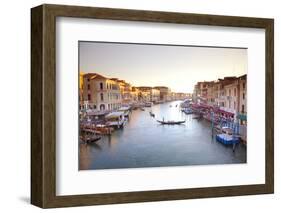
{"left": 216, "top": 109, "right": 234, "bottom": 116}
{"left": 105, "top": 111, "right": 124, "bottom": 119}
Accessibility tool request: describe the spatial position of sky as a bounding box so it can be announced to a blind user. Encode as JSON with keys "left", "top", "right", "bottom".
{"left": 79, "top": 41, "right": 247, "bottom": 93}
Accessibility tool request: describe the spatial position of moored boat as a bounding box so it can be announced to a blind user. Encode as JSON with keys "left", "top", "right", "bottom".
{"left": 144, "top": 102, "right": 153, "bottom": 107}
{"left": 105, "top": 111, "right": 127, "bottom": 128}
{"left": 182, "top": 108, "right": 193, "bottom": 114}
{"left": 216, "top": 133, "right": 239, "bottom": 145}
{"left": 80, "top": 129, "right": 102, "bottom": 143}
{"left": 118, "top": 106, "right": 131, "bottom": 118}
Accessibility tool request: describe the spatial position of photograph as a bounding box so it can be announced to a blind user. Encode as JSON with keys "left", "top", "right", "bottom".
{"left": 78, "top": 41, "right": 247, "bottom": 170}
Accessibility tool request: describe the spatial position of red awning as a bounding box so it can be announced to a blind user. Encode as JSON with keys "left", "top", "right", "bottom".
{"left": 216, "top": 109, "right": 234, "bottom": 116}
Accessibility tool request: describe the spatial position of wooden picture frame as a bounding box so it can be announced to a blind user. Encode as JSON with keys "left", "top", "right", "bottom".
{"left": 31, "top": 4, "right": 274, "bottom": 208}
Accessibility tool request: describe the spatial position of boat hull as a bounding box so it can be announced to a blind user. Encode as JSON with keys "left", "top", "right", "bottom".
{"left": 216, "top": 134, "right": 239, "bottom": 145}
{"left": 156, "top": 120, "right": 185, "bottom": 125}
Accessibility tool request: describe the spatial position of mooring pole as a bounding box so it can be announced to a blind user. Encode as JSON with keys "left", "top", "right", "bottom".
{"left": 232, "top": 143, "right": 236, "bottom": 152}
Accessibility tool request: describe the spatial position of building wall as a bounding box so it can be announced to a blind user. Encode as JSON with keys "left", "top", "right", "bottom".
{"left": 151, "top": 88, "right": 160, "bottom": 102}
{"left": 224, "top": 82, "right": 238, "bottom": 112}
{"left": 239, "top": 78, "right": 247, "bottom": 114}
{"left": 83, "top": 75, "right": 122, "bottom": 111}
{"left": 193, "top": 76, "right": 247, "bottom": 122}
{"left": 154, "top": 86, "right": 171, "bottom": 101}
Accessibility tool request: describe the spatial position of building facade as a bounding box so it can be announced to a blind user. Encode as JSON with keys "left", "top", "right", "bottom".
{"left": 154, "top": 86, "right": 171, "bottom": 101}
{"left": 136, "top": 87, "right": 161, "bottom": 102}
{"left": 193, "top": 75, "right": 247, "bottom": 122}
{"left": 82, "top": 73, "right": 122, "bottom": 111}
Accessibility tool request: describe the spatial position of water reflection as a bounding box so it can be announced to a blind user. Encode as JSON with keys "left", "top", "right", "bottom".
{"left": 79, "top": 101, "right": 246, "bottom": 170}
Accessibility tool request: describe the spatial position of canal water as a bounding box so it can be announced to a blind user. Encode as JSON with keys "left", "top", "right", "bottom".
{"left": 79, "top": 101, "right": 246, "bottom": 170}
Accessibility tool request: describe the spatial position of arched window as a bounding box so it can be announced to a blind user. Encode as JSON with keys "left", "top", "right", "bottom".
{"left": 100, "top": 104, "right": 105, "bottom": 111}
{"left": 100, "top": 93, "right": 104, "bottom": 101}
{"left": 100, "top": 82, "right": 103, "bottom": 90}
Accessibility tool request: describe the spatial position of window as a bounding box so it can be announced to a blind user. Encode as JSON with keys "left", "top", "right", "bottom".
{"left": 100, "top": 82, "right": 103, "bottom": 90}
{"left": 93, "top": 105, "right": 97, "bottom": 109}
{"left": 242, "top": 104, "right": 245, "bottom": 113}
{"left": 87, "top": 94, "right": 91, "bottom": 101}
{"left": 243, "top": 93, "right": 245, "bottom": 100}
{"left": 229, "top": 89, "right": 231, "bottom": 96}
{"left": 87, "top": 84, "right": 90, "bottom": 90}
{"left": 100, "top": 104, "right": 105, "bottom": 111}
{"left": 100, "top": 93, "right": 104, "bottom": 101}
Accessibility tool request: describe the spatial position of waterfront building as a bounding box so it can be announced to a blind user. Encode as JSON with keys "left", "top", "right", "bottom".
{"left": 238, "top": 74, "right": 247, "bottom": 114}
{"left": 192, "top": 75, "right": 247, "bottom": 123}
{"left": 192, "top": 84, "right": 199, "bottom": 102}
{"left": 237, "top": 74, "right": 247, "bottom": 125}
{"left": 136, "top": 87, "right": 160, "bottom": 103}
{"left": 175, "top": 92, "right": 190, "bottom": 100}
{"left": 131, "top": 87, "right": 140, "bottom": 102}
{"left": 193, "top": 81, "right": 210, "bottom": 103}
{"left": 136, "top": 87, "right": 152, "bottom": 102}
{"left": 116, "top": 79, "right": 133, "bottom": 104}
{"left": 154, "top": 86, "right": 171, "bottom": 101}
{"left": 82, "top": 73, "right": 122, "bottom": 111}
{"left": 206, "top": 81, "right": 216, "bottom": 105}
{"left": 123, "top": 82, "right": 133, "bottom": 103}
{"left": 224, "top": 81, "right": 239, "bottom": 116}
{"left": 213, "top": 77, "right": 237, "bottom": 108}
{"left": 151, "top": 88, "right": 160, "bottom": 102}
{"left": 79, "top": 72, "right": 85, "bottom": 108}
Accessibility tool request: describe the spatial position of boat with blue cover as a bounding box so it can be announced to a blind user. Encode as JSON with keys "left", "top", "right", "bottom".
{"left": 216, "top": 133, "right": 239, "bottom": 145}
{"left": 182, "top": 108, "right": 193, "bottom": 114}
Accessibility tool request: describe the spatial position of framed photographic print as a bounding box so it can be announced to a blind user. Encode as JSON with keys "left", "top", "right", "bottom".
{"left": 31, "top": 4, "right": 274, "bottom": 208}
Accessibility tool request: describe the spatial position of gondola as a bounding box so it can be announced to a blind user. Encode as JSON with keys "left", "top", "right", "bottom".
{"left": 149, "top": 111, "right": 155, "bottom": 117}
{"left": 156, "top": 120, "right": 185, "bottom": 125}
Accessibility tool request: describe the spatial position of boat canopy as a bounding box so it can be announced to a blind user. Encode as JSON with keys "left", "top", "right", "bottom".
{"left": 87, "top": 110, "right": 110, "bottom": 116}
{"left": 118, "top": 106, "right": 131, "bottom": 111}
{"left": 105, "top": 111, "right": 124, "bottom": 119}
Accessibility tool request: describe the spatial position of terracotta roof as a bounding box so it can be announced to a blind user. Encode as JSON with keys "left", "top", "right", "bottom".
{"left": 88, "top": 73, "right": 107, "bottom": 80}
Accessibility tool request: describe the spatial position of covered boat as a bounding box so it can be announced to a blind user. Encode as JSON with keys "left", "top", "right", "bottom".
{"left": 105, "top": 111, "right": 127, "bottom": 128}
{"left": 182, "top": 108, "right": 193, "bottom": 114}
{"left": 216, "top": 134, "right": 239, "bottom": 145}
{"left": 118, "top": 106, "right": 131, "bottom": 117}
{"left": 144, "top": 102, "right": 153, "bottom": 107}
